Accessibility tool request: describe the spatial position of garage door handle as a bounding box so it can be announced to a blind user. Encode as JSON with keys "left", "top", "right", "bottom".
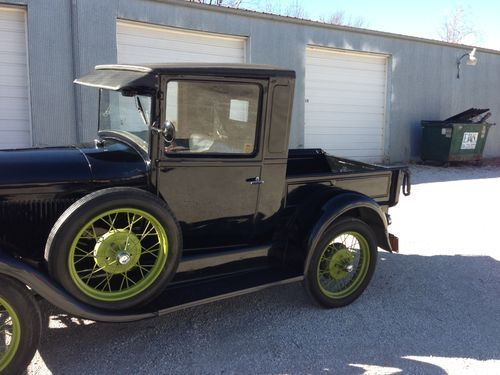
{"left": 247, "top": 176, "right": 264, "bottom": 185}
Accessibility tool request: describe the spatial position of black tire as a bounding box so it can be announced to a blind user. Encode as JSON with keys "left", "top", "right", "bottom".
{"left": 45, "top": 187, "right": 182, "bottom": 311}
{"left": 0, "top": 276, "right": 41, "bottom": 375}
{"left": 304, "top": 218, "right": 377, "bottom": 308}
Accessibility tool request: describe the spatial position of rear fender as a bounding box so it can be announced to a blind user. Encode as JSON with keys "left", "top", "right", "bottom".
{"left": 303, "top": 192, "right": 392, "bottom": 273}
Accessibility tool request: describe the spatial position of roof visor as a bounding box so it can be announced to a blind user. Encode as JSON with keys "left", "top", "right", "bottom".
{"left": 74, "top": 69, "right": 156, "bottom": 91}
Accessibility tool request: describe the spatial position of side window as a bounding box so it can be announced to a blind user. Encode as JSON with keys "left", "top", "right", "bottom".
{"left": 165, "top": 81, "right": 260, "bottom": 156}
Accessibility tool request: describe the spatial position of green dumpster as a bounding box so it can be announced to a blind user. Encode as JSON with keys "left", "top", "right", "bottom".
{"left": 421, "top": 108, "right": 494, "bottom": 163}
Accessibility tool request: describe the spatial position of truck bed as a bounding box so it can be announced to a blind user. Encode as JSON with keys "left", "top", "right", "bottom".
{"left": 286, "top": 149, "right": 409, "bottom": 206}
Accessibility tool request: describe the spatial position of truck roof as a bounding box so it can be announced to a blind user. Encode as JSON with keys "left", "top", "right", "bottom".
{"left": 75, "top": 63, "right": 295, "bottom": 91}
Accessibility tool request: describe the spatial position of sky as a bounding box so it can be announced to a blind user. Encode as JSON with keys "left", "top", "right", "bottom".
{"left": 245, "top": 0, "right": 500, "bottom": 51}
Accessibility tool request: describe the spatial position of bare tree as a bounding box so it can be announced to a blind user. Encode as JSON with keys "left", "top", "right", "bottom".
{"left": 284, "top": 0, "right": 307, "bottom": 18}
{"left": 438, "top": 5, "right": 476, "bottom": 43}
{"left": 184, "top": 0, "right": 244, "bottom": 8}
{"left": 320, "top": 10, "right": 368, "bottom": 28}
{"left": 260, "top": 0, "right": 307, "bottom": 18}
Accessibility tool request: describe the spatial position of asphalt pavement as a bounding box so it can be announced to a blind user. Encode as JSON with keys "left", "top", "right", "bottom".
{"left": 28, "top": 164, "right": 500, "bottom": 374}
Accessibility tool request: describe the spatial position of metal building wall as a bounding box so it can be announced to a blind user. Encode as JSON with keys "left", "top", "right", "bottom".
{"left": 2, "top": 0, "right": 499, "bottom": 162}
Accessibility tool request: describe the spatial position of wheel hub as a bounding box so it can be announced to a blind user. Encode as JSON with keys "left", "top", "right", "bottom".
{"left": 328, "top": 246, "right": 355, "bottom": 280}
{"left": 94, "top": 229, "right": 142, "bottom": 274}
{"left": 117, "top": 251, "right": 131, "bottom": 265}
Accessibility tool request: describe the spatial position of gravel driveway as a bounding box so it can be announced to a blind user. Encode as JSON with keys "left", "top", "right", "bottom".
{"left": 28, "top": 164, "right": 500, "bottom": 375}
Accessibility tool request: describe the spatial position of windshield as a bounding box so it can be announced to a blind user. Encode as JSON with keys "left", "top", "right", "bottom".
{"left": 99, "top": 90, "right": 152, "bottom": 149}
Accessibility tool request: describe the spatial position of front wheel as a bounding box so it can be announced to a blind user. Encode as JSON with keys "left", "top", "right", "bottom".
{"left": 304, "top": 218, "right": 378, "bottom": 308}
{"left": 0, "top": 276, "right": 41, "bottom": 375}
{"left": 45, "top": 187, "right": 182, "bottom": 311}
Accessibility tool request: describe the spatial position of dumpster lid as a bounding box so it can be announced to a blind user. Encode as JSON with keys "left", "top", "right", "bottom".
{"left": 444, "top": 108, "right": 490, "bottom": 123}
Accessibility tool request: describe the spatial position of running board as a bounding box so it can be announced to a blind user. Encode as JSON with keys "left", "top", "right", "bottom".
{"left": 0, "top": 249, "right": 302, "bottom": 323}
{"left": 151, "top": 268, "right": 303, "bottom": 315}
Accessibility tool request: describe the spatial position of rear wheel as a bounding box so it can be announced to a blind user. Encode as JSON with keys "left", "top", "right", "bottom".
{"left": 45, "top": 187, "right": 182, "bottom": 311}
{"left": 0, "top": 276, "right": 41, "bottom": 375}
{"left": 305, "top": 218, "right": 377, "bottom": 308}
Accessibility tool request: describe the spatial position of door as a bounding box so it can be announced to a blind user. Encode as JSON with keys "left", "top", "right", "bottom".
{"left": 116, "top": 20, "right": 246, "bottom": 64}
{"left": 0, "top": 6, "right": 30, "bottom": 149}
{"left": 305, "top": 46, "right": 388, "bottom": 163}
{"left": 156, "top": 79, "right": 264, "bottom": 249}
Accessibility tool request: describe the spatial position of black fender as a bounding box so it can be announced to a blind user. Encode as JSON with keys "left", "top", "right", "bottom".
{"left": 0, "top": 249, "right": 156, "bottom": 323}
{"left": 303, "top": 192, "right": 391, "bottom": 274}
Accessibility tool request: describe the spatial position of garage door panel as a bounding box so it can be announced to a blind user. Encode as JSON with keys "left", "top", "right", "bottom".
{"left": 0, "top": 74, "right": 28, "bottom": 87}
{"left": 306, "top": 125, "right": 383, "bottom": 136}
{"left": 0, "top": 6, "right": 30, "bottom": 149}
{"left": 306, "top": 104, "right": 385, "bottom": 116}
{"left": 117, "top": 29, "right": 244, "bottom": 51}
{"left": 118, "top": 45, "right": 240, "bottom": 63}
{"left": 308, "top": 51, "right": 386, "bottom": 64}
{"left": 305, "top": 47, "right": 387, "bottom": 163}
{"left": 0, "top": 86, "right": 28, "bottom": 99}
{"left": 117, "top": 20, "right": 246, "bottom": 65}
{"left": 0, "top": 109, "right": 29, "bottom": 121}
{"left": 308, "top": 57, "right": 386, "bottom": 73}
{"left": 117, "top": 22, "right": 243, "bottom": 48}
{"left": 0, "top": 130, "right": 31, "bottom": 149}
{"left": 0, "top": 97, "right": 29, "bottom": 112}
{"left": 322, "top": 147, "right": 383, "bottom": 157}
{"left": 307, "top": 94, "right": 386, "bottom": 107}
{"left": 0, "top": 62, "right": 27, "bottom": 76}
{"left": 0, "top": 120, "right": 29, "bottom": 132}
{"left": 309, "top": 68, "right": 386, "bottom": 85}
{"left": 307, "top": 81, "right": 386, "bottom": 94}
{"left": 307, "top": 76, "right": 386, "bottom": 89}
{"left": 0, "top": 52, "right": 26, "bottom": 65}
{"left": 116, "top": 34, "right": 243, "bottom": 58}
{"left": 0, "top": 30, "right": 25, "bottom": 44}
{"left": 321, "top": 147, "right": 383, "bottom": 158}
{"left": 306, "top": 131, "right": 383, "bottom": 143}
{"left": 306, "top": 112, "right": 384, "bottom": 123}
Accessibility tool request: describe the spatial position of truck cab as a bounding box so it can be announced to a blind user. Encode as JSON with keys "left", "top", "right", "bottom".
{"left": 78, "top": 64, "right": 296, "bottom": 250}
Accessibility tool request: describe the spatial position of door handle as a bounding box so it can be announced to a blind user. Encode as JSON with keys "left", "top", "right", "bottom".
{"left": 246, "top": 176, "right": 264, "bottom": 185}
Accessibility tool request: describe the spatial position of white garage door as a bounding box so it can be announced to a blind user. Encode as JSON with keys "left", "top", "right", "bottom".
{"left": 0, "top": 6, "right": 30, "bottom": 149}
{"left": 116, "top": 20, "right": 246, "bottom": 64}
{"left": 305, "top": 47, "right": 388, "bottom": 163}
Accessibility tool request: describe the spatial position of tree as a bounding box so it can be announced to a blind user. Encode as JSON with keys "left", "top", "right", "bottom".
{"left": 260, "top": 0, "right": 307, "bottom": 18}
{"left": 438, "top": 5, "right": 476, "bottom": 44}
{"left": 184, "top": 0, "right": 244, "bottom": 8}
{"left": 320, "top": 10, "right": 368, "bottom": 28}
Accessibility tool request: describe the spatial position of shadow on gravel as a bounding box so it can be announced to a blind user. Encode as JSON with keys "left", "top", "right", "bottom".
{"left": 35, "top": 252, "right": 499, "bottom": 375}
{"left": 409, "top": 164, "right": 500, "bottom": 185}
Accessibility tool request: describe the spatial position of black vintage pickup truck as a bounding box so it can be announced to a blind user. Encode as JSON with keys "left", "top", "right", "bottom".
{"left": 0, "top": 64, "right": 409, "bottom": 374}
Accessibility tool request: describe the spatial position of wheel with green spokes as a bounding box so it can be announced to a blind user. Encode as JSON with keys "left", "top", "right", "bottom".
{"left": 305, "top": 218, "right": 377, "bottom": 308}
{"left": 45, "top": 187, "right": 182, "bottom": 311}
{"left": 0, "top": 276, "right": 41, "bottom": 375}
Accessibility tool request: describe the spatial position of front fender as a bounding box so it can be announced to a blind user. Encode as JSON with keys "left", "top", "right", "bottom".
{"left": 304, "top": 192, "right": 391, "bottom": 273}
{"left": 0, "top": 249, "right": 155, "bottom": 323}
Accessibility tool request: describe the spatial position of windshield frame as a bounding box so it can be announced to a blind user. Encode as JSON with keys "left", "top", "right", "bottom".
{"left": 97, "top": 89, "right": 155, "bottom": 153}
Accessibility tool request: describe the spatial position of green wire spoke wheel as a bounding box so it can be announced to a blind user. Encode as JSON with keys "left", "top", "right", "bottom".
{"left": 0, "top": 276, "right": 41, "bottom": 375}
{"left": 305, "top": 218, "right": 377, "bottom": 308}
{"left": 0, "top": 295, "right": 21, "bottom": 373}
{"left": 68, "top": 208, "right": 168, "bottom": 302}
{"left": 46, "top": 188, "right": 182, "bottom": 311}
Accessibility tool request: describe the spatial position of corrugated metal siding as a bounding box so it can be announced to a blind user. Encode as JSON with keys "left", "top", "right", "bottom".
{"left": 305, "top": 47, "right": 388, "bottom": 163}
{"left": 116, "top": 20, "right": 246, "bottom": 64}
{"left": 0, "top": 6, "right": 30, "bottom": 149}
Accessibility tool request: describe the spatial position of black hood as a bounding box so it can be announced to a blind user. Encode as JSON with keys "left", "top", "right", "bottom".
{"left": 0, "top": 140, "right": 148, "bottom": 194}
{"left": 0, "top": 146, "right": 92, "bottom": 186}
